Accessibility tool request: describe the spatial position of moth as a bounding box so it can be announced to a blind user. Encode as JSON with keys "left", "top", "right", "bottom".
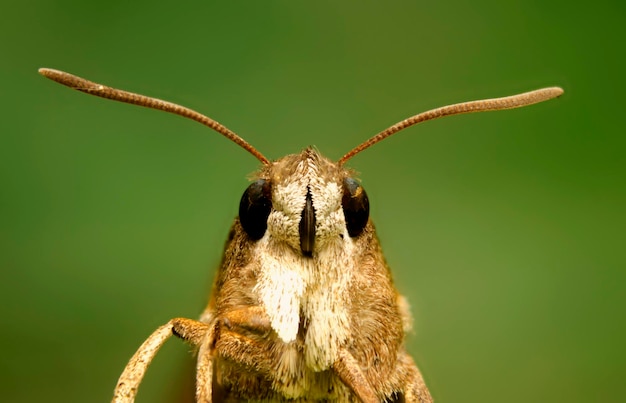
{"left": 39, "top": 68, "right": 563, "bottom": 402}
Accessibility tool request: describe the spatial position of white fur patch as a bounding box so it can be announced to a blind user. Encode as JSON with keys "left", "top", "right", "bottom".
{"left": 252, "top": 153, "right": 355, "bottom": 371}
{"left": 256, "top": 242, "right": 307, "bottom": 343}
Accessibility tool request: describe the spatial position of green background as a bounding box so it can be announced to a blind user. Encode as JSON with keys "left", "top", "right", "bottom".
{"left": 1, "top": 1, "right": 624, "bottom": 402}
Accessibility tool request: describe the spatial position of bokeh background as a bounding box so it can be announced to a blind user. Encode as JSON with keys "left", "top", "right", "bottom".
{"left": 1, "top": 1, "right": 624, "bottom": 402}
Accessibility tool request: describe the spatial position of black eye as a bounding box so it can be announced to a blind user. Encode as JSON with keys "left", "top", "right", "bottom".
{"left": 239, "top": 179, "right": 272, "bottom": 240}
{"left": 342, "top": 178, "right": 369, "bottom": 237}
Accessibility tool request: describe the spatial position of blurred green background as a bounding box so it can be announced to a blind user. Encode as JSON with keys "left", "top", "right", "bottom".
{"left": 1, "top": 1, "right": 624, "bottom": 402}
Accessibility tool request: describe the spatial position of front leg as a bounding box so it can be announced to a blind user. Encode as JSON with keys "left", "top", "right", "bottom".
{"left": 333, "top": 348, "right": 379, "bottom": 403}
{"left": 214, "top": 306, "right": 382, "bottom": 402}
{"left": 112, "top": 318, "right": 211, "bottom": 403}
{"left": 397, "top": 351, "right": 434, "bottom": 403}
{"left": 212, "top": 306, "right": 278, "bottom": 377}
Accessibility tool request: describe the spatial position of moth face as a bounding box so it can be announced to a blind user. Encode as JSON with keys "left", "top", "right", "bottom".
{"left": 238, "top": 148, "right": 369, "bottom": 257}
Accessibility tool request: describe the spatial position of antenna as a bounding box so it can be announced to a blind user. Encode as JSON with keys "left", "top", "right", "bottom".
{"left": 38, "top": 68, "right": 270, "bottom": 166}
{"left": 339, "top": 87, "right": 564, "bottom": 165}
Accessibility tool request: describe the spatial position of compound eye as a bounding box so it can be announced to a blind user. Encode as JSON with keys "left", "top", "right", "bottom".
{"left": 239, "top": 179, "right": 272, "bottom": 240}
{"left": 342, "top": 178, "right": 369, "bottom": 237}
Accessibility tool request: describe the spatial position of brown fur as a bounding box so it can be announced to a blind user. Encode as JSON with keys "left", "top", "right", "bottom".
{"left": 199, "top": 149, "right": 433, "bottom": 402}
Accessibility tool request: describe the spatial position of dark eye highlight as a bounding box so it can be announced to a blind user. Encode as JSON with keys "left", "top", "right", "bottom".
{"left": 239, "top": 179, "right": 272, "bottom": 240}
{"left": 342, "top": 178, "right": 369, "bottom": 237}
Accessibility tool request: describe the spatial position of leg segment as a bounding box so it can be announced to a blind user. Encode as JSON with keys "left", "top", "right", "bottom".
{"left": 398, "top": 351, "right": 433, "bottom": 403}
{"left": 333, "top": 348, "right": 379, "bottom": 403}
{"left": 111, "top": 318, "right": 211, "bottom": 403}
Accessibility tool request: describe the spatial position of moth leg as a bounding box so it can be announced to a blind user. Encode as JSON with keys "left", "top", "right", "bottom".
{"left": 333, "top": 348, "right": 379, "bottom": 403}
{"left": 213, "top": 306, "right": 275, "bottom": 370}
{"left": 112, "top": 317, "right": 210, "bottom": 403}
{"left": 220, "top": 306, "right": 272, "bottom": 334}
{"left": 217, "top": 309, "right": 382, "bottom": 402}
{"left": 171, "top": 318, "right": 217, "bottom": 403}
{"left": 194, "top": 320, "right": 217, "bottom": 403}
{"left": 194, "top": 306, "right": 277, "bottom": 401}
{"left": 398, "top": 351, "right": 433, "bottom": 403}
